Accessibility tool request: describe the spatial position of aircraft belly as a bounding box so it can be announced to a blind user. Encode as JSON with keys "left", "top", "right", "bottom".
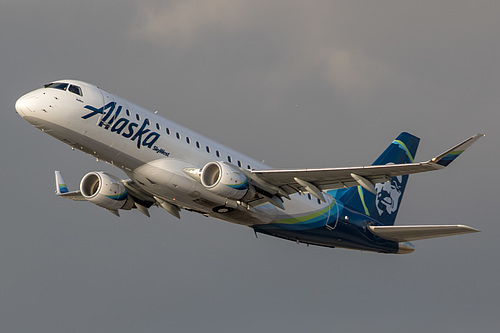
{"left": 254, "top": 222, "right": 399, "bottom": 253}
{"left": 23, "top": 116, "right": 144, "bottom": 169}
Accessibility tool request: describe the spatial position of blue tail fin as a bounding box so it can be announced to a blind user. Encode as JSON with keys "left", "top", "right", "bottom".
{"left": 333, "top": 132, "right": 420, "bottom": 226}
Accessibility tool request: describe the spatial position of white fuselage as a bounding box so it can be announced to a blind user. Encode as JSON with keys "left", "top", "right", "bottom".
{"left": 16, "top": 80, "right": 332, "bottom": 226}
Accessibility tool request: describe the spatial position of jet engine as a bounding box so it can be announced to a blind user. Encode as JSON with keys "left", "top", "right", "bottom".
{"left": 200, "top": 162, "right": 255, "bottom": 200}
{"left": 80, "top": 172, "right": 134, "bottom": 210}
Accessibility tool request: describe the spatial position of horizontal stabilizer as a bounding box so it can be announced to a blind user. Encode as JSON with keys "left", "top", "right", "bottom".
{"left": 368, "top": 225, "right": 479, "bottom": 242}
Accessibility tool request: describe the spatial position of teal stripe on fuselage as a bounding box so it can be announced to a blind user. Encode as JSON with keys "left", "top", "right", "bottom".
{"left": 268, "top": 199, "right": 344, "bottom": 231}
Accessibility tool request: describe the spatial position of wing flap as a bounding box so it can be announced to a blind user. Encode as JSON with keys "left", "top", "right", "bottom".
{"left": 368, "top": 225, "right": 480, "bottom": 242}
{"left": 122, "top": 179, "right": 156, "bottom": 203}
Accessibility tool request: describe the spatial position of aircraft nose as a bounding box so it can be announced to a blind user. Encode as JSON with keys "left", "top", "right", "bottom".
{"left": 15, "top": 93, "right": 37, "bottom": 117}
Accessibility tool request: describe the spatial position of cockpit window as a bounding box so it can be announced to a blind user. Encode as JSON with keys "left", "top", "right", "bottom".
{"left": 68, "top": 85, "right": 83, "bottom": 96}
{"left": 43, "top": 82, "right": 83, "bottom": 97}
{"left": 44, "top": 82, "right": 68, "bottom": 91}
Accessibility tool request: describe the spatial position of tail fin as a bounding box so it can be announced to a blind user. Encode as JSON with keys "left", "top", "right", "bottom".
{"left": 335, "top": 132, "right": 420, "bottom": 225}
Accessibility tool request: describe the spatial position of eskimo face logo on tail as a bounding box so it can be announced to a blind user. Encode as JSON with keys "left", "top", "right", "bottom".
{"left": 82, "top": 102, "right": 160, "bottom": 150}
{"left": 374, "top": 174, "right": 403, "bottom": 215}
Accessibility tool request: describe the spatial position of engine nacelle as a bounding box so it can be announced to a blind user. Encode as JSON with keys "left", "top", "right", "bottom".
{"left": 200, "top": 162, "right": 254, "bottom": 200}
{"left": 80, "top": 172, "right": 133, "bottom": 210}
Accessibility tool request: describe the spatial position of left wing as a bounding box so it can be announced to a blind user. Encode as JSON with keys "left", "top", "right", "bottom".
{"left": 55, "top": 170, "right": 85, "bottom": 200}
{"left": 249, "top": 134, "right": 483, "bottom": 199}
{"left": 54, "top": 170, "right": 155, "bottom": 204}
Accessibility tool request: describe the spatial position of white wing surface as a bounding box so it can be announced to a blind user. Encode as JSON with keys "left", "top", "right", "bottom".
{"left": 249, "top": 134, "right": 483, "bottom": 196}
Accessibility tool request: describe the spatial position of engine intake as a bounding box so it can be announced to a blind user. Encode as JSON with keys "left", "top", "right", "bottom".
{"left": 200, "top": 162, "right": 254, "bottom": 200}
{"left": 80, "top": 172, "right": 133, "bottom": 210}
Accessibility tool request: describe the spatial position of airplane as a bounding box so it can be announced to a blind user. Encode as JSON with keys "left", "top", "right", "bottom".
{"left": 15, "top": 79, "right": 483, "bottom": 254}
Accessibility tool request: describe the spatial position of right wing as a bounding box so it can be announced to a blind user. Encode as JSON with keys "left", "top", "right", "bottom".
{"left": 247, "top": 134, "right": 484, "bottom": 199}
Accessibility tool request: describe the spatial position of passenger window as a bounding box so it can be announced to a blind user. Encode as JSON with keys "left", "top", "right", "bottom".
{"left": 216, "top": 151, "right": 220, "bottom": 158}
{"left": 176, "top": 132, "right": 181, "bottom": 139}
{"left": 126, "top": 109, "right": 131, "bottom": 116}
{"left": 145, "top": 118, "right": 150, "bottom": 125}
{"left": 136, "top": 114, "right": 141, "bottom": 121}
{"left": 237, "top": 161, "right": 242, "bottom": 167}
{"left": 166, "top": 128, "right": 171, "bottom": 135}
{"left": 206, "top": 146, "right": 211, "bottom": 153}
{"left": 196, "top": 141, "right": 201, "bottom": 149}
{"left": 227, "top": 156, "right": 232, "bottom": 163}
{"left": 68, "top": 85, "right": 83, "bottom": 96}
{"left": 186, "top": 137, "right": 191, "bottom": 144}
{"left": 156, "top": 123, "right": 161, "bottom": 130}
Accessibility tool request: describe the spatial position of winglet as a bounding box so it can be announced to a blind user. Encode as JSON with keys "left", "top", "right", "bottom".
{"left": 54, "top": 171, "right": 84, "bottom": 200}
{"left": 55, "top": 170, "right": 69, "bottom": 194}
{"left": 430, "top": 134, "right": 484, "bottom": 167}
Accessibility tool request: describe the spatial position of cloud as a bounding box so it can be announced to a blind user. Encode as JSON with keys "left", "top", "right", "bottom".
{"left": 319, "top": 47, "right": 393, "bottom": 92}
{"left": 132, "top": 0, "right": 254, "bottom": 46}
{"left": 131, "top": 0, "right": 392, "bottom": 93}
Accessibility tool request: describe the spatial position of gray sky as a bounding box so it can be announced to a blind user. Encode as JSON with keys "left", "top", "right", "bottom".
{"left": 1, "top": 1, "right": 499, "bottom": 332}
